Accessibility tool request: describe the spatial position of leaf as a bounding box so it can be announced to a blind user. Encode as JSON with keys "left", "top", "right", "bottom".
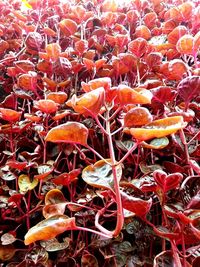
{"left": 135, "top": 25, "right": 151, "bottom": 40}
{"left": 22, "top": 0, "right": 33, "bottom": 9}
{"left": 24, "top": 215, "right": 76, "bottom": 245}
{"left": 17, "top": 72, "right": 37, "bottom": 92}
{"left": 43, "top": 189, "right": 66, "bottom": 218}
{"left": 14, "top": 60, "right": 35, "bottom": 72}
{"left": 18, "top": 174, "right": 38, "bottom": 194}
{"left": 6, "top": 160, "right": 27, "bottom": 170}
{"left": 139, "top": 161, "right": 162, "bottom": 174}
{"left": 153, "top": 250, "right": 177, "bottom": 267}
{"left": 151, "top": 86, "right": 176, "bottom": 104}
{"left": 121, "top": 191, "right": 152, "bottom": 218}
{"left": 115, "top": 140, "right": 136, "bottom": 152}
{"left": 52, "top": 169, "right": 80, "bottom": 186}
{"left": 75, "top": 40, "right": 88, "bottom": 55}
{"left": 34, "top": 99, "right": 58, "bottom": 114}
{"left": 25, "top": 246, "right": 48, "bottom": 265}
{"left": 124, "top": 107, "right": 153, "bottom": 127}
{"left": 128, "top": 37, "right": 148, "bottom": 57}
{"left": 45, "top": 122, "right": 88, "bottom": 146}
{"left": 1, "top": 171, "right": 16, "bottom": 181}
{"left": 141, "top": 137, "right": 169, "bottom": 149}
{"left": 34, "top": 164, "right": 53, "bottom": 180}
{"left": 66, "top": 87, "right": 105, "bottom": 116}
{"left": 127, "top": 116, "right": 187, "bottom": 141}
{"left": 0, "top": 245, "right": 16, "bottom": 261}
{"left": 1, "top": 233, "right": 16, "bottom": 245}
{"left": 178, "top": 76, "right": 200, "bottom": 108}
{"left": 82, "top": 159, "right": 122, "bottom": 190}
{"left": 167, "top": 25, "right": 188, "bottom": 44}
{"left": 45, "top": 189, "right": 66, "bottom": 205}
{"left": 43, "top": 203, "right": 67, "bottom": 219}
{"left": 131, "top": 176, "right": 157, "bottom": 192}
{"left": 153, "top": 170, "right": 183, "bottom": 192}
{"left": 81, "top": 253, "right": 99, "bottom": 267}
{"left": 45, "top": 43, "right": 61, "bottom": 61}
{"left": 0, "top": 108, "right": 21, "bottom": 122}
{"left": 46, "top": 92, "right": 68, "bottom": 104}
{"left": 40, "top": 238, "right": 70, "bottom": 252}
{"left": 176, "top": 34, "right": 195, "bottom": 54}
{"left": 59, "top": 19, "right": 78, "bottom": 36}
{"left": 81, "top": 77, "right": 111, "bottom": 92}
{"left": 117, "top": 85, "right": 153, "bottom": 105}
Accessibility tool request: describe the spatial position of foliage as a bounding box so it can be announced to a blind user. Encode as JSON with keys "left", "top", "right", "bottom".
{"left": 0, "top": 0, "right": 200, "bottom": 266}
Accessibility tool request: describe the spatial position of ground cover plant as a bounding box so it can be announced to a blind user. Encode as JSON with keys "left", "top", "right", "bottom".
{"left": 0, "top": 0, "right": 200, "bottom": 266}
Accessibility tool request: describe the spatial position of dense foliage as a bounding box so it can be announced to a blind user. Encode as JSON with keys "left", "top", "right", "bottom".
{"left": 0, "top": 0, "right": 200, "bottom": 266}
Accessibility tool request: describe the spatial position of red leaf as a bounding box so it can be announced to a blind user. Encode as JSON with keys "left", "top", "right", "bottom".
{"left": 121, "top": 191, "right": 152, "bottom": 218}
{"left": 0, "top": 108, "right": 21, "bottom": 123}
{"left": 128, "top": 38, "right": 148, "bottom": 57}
{"left": 53, "top": 169, "right": 81, "bottom": 186}
{"left": 153, "top": 170, "right": 183, "bottom": 192}
{"left": 6, "top": 160, "right": 27, "bottom": 171}
{"left": 178, "top": 76, "right": 200, "bottom": 108}
{"left": 151, "top": 86, "right": 176, "bottom": 104}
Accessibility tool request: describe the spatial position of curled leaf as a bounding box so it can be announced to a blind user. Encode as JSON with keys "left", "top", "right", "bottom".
{"left": 66, "top": 87, "right": 105, "bottom": 116}
{"left": 121, "top": 191, "right": 152, "bottom": 218}
{"left": 117, "top": 85, "right": 152, "bottom": 105}
{"left": 141, "top": 137, "right": 169, "bottom": 149}
{"left": 127, "top": 116, "right": 186, "bottom": 141}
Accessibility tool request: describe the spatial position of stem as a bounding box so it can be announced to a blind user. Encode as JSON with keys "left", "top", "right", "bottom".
{"left": 136, "top": 60, "right": 141, "bottom": 86}
{"left": 75, "top": 226, "right": 112, "bottom": 239}
{"left": 105, "top": 110, "right": 124, "bottom": 237}
{"left": 86, "top": 145, "right": 109, "bottom": 163}
{"left": 179, "top": 129, "right": 194, "bottom": 176}
{"left": 171, "top": 240, "right": 182, "bottom": 267}
{"left": 117, "top": 142, "right": 138, "bottom": 164}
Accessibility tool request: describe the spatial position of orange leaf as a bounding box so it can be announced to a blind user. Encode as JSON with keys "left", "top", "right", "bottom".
{"left": 0, "top": 40, "right": 9, "bottom": 54}
{"left": 59, "top": 19, "right": 77, "bottom": 36}
{"left": 45, "top": 122, "right": 88, "bottom": 146}
{"left": 167, "top": 25, "right": 188, "bottom": 45}
{"left": 17, "top": 72, "right": 37, "bottom": 91}
{"left": 14, "top": 60, "right": 35, "bottom": 73}
{"left": 45, "top": 43, "right": 61, "bottom": 61}
{"left": 176, "top": 34, "right": 195, "bottom": 55}
{"left": 24, "top": 215, "right": 76, "bottom": 245}
{"left": 0, "top": 108, "right": 21, "bottom": 123}
{"left": 66, "top": 87, "right": 105, "bottom": 116}
{"left": 135, "top": 25, "right": 151, "bottom": 40}
{"left": 83, "top": 58, "right": 95, "bottom": 71}
{"left": 102, "top": 0, "right": 118, "bottom": 12}
{"left": 24, "top": 113, "right": 41, "bottom": 122}
{"left": 34, "top": 100, "right": 58, "bottom": 114}
{"left": 117, "top": 85, "right": 152, "bottom": 105}
{"left": 74, "top": 40, "right": 88, "bottom": 55}
{"left": 45, "top": 189, "right": 66, "bottom": 205}
{"left": 127, "top": 116, "right": 187, "bottom": 141}
{"left": 46, "top": 92, "right": 68, "bottom": 104}
{"left": 124, "top": 107, "right": 153, "bottom": 127}
{"left": 128, "top": 38, "right": 148, "bottom": 57}
{"left": 43, "top": 27, "right": 57, "bottom": 37}
{"left": 81, "top": 77, "right": 111, "bottom": 92}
